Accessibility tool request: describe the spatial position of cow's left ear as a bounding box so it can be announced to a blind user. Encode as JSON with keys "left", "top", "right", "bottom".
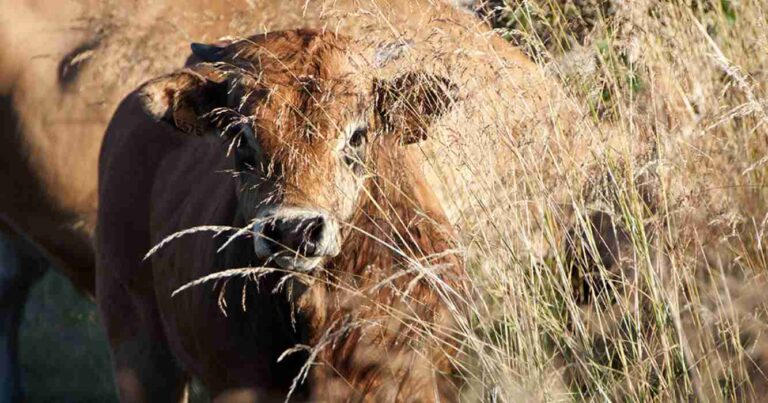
{"left": 374, "top": 71, "right": 457, "bottom": 144}
{"left": 139, "top": 64, "right": 230, "bottom": 136}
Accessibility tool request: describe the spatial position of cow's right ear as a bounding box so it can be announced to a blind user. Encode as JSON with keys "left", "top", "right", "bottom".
{"left": 139, "top": 66, "right": 229, "bottom": 136}
{"left": 374, "top": 71, "right": 458, "bottom": 145}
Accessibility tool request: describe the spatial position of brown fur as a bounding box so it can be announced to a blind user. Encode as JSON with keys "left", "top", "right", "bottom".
{"left": 1, "top": 1, "right": 577, "bottom": 401}
{"left": 98, "top": 92, "right": 306, "bottom": 400}
{"left": 301, "top": 137, "right": 468, "bottom": 401}
{"left": 98, "top": 30, "right": 468, "bottom": 401}
{"left": 0, "top": 0, "right": 554, "bottom": 292}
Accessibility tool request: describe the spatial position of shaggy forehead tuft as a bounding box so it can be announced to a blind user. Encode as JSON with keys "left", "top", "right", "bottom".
{"left": 230, "top": 29, "right": 364, "bottom": 85}
{"left": 226, "top": 30, "right": 370, "bottom": 170}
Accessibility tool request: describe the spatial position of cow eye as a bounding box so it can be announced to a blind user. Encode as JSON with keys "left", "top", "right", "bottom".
{"left": 349, "top": 127, "right": 368, "bottom": 147}
{"left": 234, "top": 129, "right": 259, "bottom": 168}
{"left": 235, "top": 141, "right": 256, "bottom": 167}
{"left": 344, "top": 126, "right": 368, "bottom": 170}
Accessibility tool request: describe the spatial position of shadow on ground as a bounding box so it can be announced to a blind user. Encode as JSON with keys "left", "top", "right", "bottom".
{"left": 20, "top": 270, "right": 210, "bottom": 402}
{"left": 20, "top": 270, "right": 116, "bottom": 402}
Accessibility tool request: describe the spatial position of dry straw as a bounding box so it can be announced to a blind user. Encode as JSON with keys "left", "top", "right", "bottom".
{"left": 145, "top": 0, "right": 768, "bottom": 401}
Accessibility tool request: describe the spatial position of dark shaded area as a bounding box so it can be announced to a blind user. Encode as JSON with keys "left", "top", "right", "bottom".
{"left": 19, "top": 270, "right": 215, "bottom": 402}
{"left": 564, "top": 211, "right": 631, "bottom": 305}
{"left": 0, "top": 230, "right": 47, "bottom": 402}
{"left": 19, "top": 270, "right": 116, "bottom": 402}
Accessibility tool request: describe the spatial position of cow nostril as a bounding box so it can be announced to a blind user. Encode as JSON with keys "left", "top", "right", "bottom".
{"left": 258, "top": 215, "right": 328, "bottom": 257}
{"left": 306, "top": 216, "right": 325, "bottom": 245}
{"left": 298, "top": 216, "right": 325, "bottom": 257}
{"left": 260, "top": 219, "right": 282, "bottom": 252}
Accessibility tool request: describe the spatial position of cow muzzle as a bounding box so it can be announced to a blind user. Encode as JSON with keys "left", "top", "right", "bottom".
{"left": 252, "top": 208, "right": 341, "bottom": 271}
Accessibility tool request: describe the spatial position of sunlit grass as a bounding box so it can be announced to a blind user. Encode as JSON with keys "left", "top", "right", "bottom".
{"left": 442, "top": 0, "right": 768, "bottom": 400}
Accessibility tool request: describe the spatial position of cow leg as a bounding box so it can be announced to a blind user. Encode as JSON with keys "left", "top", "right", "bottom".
{"left": 97, "top": 273, "right": 188, "bottom": 403}
{"left": 0, "top": 231, "right": 46, "bottom": 403}
{"left": 211, "top": 387, "right": 291, "bottom": 403}
{"left": 111, "top": 336, "right": 189, "bottom": 403}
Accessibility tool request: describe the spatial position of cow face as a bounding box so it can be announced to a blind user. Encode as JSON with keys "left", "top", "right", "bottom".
{"left": 140, "top": 29, "right": 455, "bottom": 271}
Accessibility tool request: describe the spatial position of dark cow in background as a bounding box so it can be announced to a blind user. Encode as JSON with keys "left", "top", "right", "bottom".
{"left": 97, "top": 30, "right": 467, "bottom": 401}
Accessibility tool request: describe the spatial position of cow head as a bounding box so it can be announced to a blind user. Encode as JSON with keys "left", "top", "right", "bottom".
{"left": 140, "top": 29, "right": 455, "bottom": 271}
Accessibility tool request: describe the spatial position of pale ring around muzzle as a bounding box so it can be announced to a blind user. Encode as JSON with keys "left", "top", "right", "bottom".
{"left": 252, "top": 207, "right": 341, "bottom": 271}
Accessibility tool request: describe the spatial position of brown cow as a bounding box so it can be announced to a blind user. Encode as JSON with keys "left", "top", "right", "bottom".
{"left": 0, "top": 1, "right": 464, "bottom": 399}
{"left": 97, "top": 29, "right": 467, "bottom": 401}
{"left": 2, "top": 0, "right": 572, "bottom": 399}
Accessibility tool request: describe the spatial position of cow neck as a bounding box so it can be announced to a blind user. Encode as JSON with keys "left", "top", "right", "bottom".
{"left": 298, "top": 138, "right": 465, "bottom": 401}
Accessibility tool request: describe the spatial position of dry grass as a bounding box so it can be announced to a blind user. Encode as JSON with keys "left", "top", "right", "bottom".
{"left": 432, "top": 0, "right": 768, "bottom": 401}
{"left": 12, "top": 0, "right": 763, "bottom": 400}
{"left": 157, "top": 1, "right": 768, "bottom": 401}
